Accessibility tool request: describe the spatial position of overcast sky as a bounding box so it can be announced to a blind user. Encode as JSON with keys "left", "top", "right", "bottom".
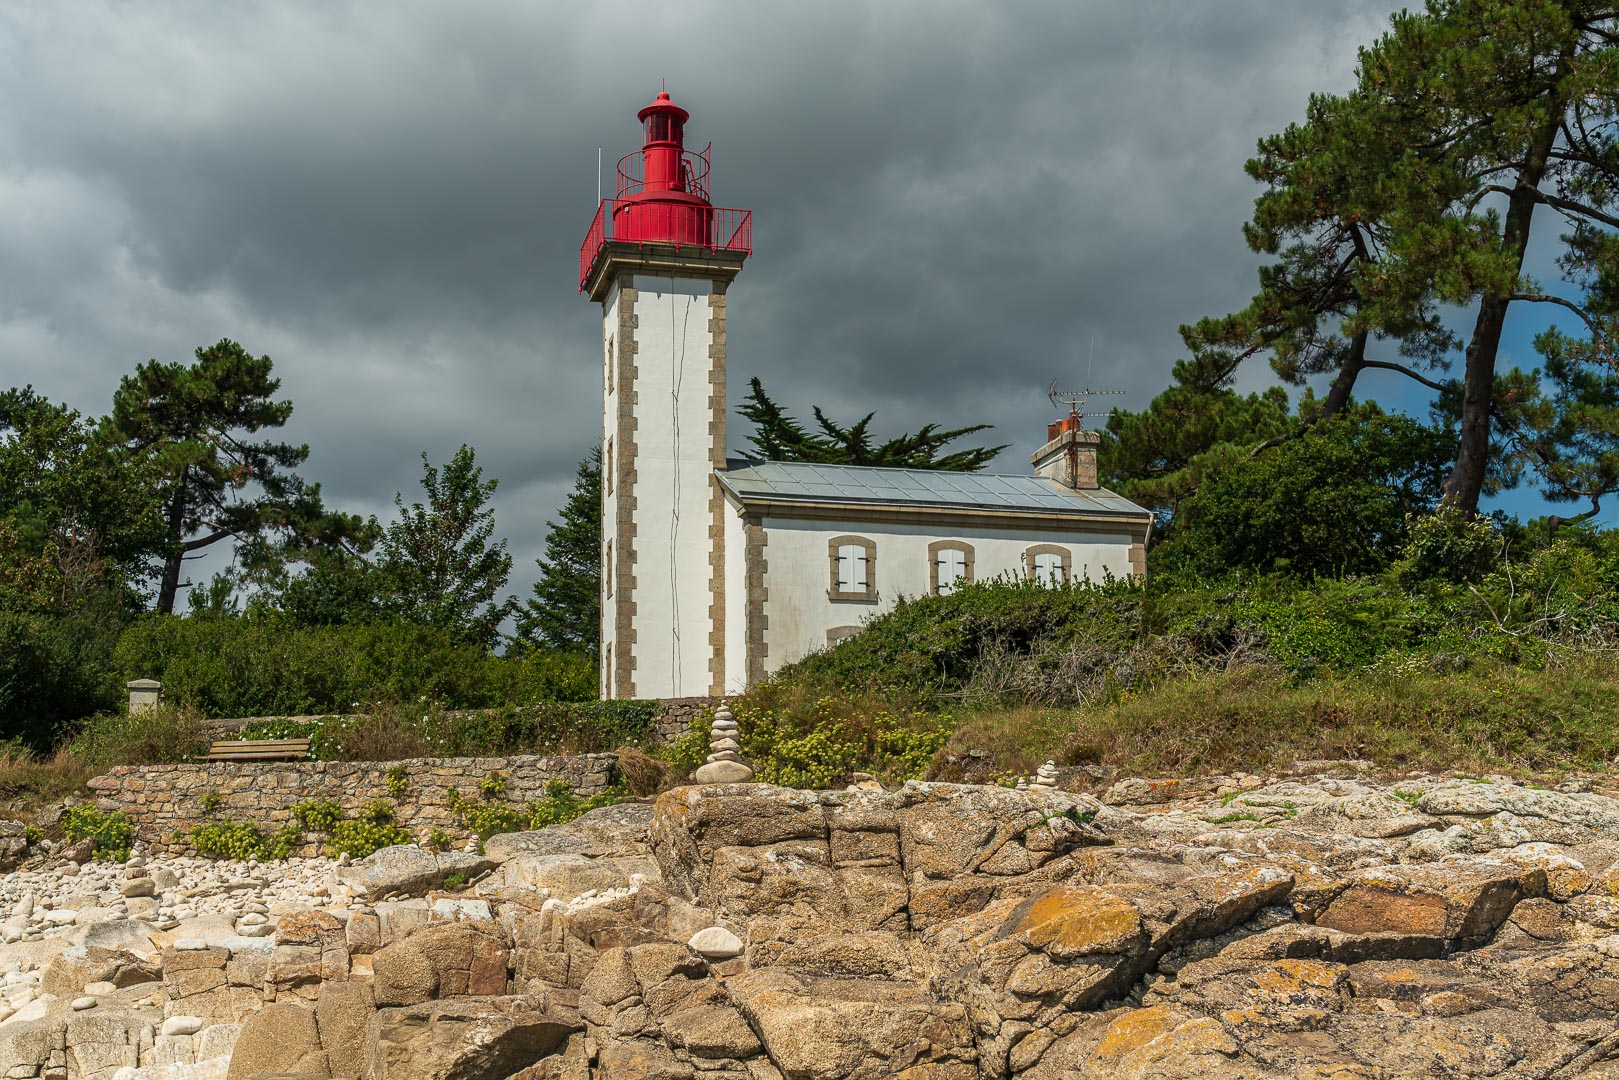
{"left": 1, "top": 1, "right": 1577, "bottom": 610}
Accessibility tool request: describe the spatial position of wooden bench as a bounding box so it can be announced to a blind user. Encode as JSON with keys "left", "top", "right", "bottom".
{"left": 202, "top": 738, "right": 312, "bottom": 762}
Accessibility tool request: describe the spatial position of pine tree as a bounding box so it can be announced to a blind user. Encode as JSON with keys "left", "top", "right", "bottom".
{"left": 377, "top": 445, "right": 515, "bottom": 648}
{"left": 104, "top": 339, "right": 364, "bottom": 612}
{"left": 1199, "top": 0, "right": 1619, "bottom": 516}
{"left": 738, "top": 378, "right": 1006, "bottom": 471}
{"left": 518, "top": 448, "right": 602, "bottom": 654}
{"left": 1099, "top": 384, "right": 1294, "bottom": 524}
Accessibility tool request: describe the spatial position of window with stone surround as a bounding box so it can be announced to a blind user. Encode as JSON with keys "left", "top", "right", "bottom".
{"left": 606, "top": 438, "right": 614, "bottom": 495}
{"left": 604, "top": 540, "right": 613, "bottom": 598}
{"left": 827, "top": 535, "right": 877, "bottom": 602}
{"left": 606, "top": 334, "right": 615, "bottom": 394}
{"left": 826, "top": 625, "right": 863, "bottom": 647}
{"left": 928, "top": 540, "right": 974, "bottom": 596}
{"left": 1025, "top": 544, "right": 1070, "bottom": 586}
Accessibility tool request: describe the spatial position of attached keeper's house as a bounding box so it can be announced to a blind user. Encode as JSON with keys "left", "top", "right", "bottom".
{"left": 581, "top": 90, "right": 1152, "bottom": 699}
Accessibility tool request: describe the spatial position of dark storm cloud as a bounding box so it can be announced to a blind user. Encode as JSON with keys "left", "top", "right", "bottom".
{"left": 0, "top": 0, "right": 1394, "bottom": 600}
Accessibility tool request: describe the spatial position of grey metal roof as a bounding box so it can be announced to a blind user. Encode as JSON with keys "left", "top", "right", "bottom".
{"left": 717, "top": 459, "right": 1149, "bottom": 518}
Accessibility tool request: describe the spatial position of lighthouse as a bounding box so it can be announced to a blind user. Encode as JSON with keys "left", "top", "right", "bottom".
{"left": 580, "top": 90, "right": 752, "bottom": 700}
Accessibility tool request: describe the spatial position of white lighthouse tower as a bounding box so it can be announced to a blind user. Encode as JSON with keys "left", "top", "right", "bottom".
{"left": 579, "top": 90, "right": 753, "bottom": 699}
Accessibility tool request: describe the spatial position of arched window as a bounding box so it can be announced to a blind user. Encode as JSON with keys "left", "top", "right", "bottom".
{"left": 928, "top": 540, "right": 975, "bottom": 596}
{"left": 1025, "top": 544, "right": 1070, "bottom": 586}
{"left": 827, "top": 535, "right": 877, "bottom": 601}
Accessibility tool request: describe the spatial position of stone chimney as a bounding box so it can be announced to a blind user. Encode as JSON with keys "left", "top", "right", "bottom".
{"left": 1031, "top": 417, "right": 1100, "bottom": 490}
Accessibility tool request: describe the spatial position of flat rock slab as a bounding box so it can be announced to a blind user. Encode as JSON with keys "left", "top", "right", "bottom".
{"left": 1316, "top": 858, "right": 1544, "bottom": 941}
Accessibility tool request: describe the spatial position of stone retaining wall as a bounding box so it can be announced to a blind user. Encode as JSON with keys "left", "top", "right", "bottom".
{"left": 84, "top": 753, "right": 617, "bottom": 857}
{"left": 651, "top": 696, "right": 718, "bottom": 745}
{"left": 197, "top": 697, "right": 717, "bottom": 748}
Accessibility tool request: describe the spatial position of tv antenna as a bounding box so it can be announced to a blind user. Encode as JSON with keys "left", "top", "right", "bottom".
{"left": 1046, "top": 380, "right": 1124, "bottom": 431}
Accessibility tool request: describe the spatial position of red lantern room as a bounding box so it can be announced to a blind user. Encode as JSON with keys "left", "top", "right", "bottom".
{"left": 579, "top": 90, "right": 752, "bottom": 292}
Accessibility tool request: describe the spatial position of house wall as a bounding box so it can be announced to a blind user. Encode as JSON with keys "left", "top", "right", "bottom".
{"left": 723, "top": 492, "right": 748, "bottom": 696}
{"left": 755, "top": 514, "right": 1141, "bottom": 674}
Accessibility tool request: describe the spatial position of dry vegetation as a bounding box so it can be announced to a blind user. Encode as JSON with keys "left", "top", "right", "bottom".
{"left": 931, "top": 652, "right": 1619, "bottom": 786}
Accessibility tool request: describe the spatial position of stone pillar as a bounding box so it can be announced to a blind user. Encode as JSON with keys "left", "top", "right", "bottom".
{"left": 127, "top": 680, "right": 161, "bottom": 715}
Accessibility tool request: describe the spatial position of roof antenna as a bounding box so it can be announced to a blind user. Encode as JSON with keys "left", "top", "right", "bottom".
{"left": 1048, "top": 336, "right": 1124, "bottom": 433}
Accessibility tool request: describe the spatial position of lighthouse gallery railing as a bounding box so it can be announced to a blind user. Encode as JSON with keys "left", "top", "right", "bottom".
{"left": 578, "top": 199, "right": 753, "bottom": 291}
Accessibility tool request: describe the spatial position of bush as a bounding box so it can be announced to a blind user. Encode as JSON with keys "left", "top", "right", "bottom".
{"left": 0, "top": 611, "right": 122, "bottom": 749}
{"left": 192, "top": 820, "right": 298, "bottom": 861}
{"left": 114, "top": 615, "right": 595, "bottom": 718}
{"left": 62, "top": 805, "right": 134, "bottom": 861}
{"left": 238, "top": 699, "right": 659, "bottom": 762}
{"left": 64, "top": 707, "right": 210, "bottom": 771}
{"left": 326, "top": 819, "right": 411, "bottom": 859}
{"left": 451, "top": 779, "right": 630, "bottom": 849}
{"left": 1151, "top": 410, "right": 1454, "bottom": 579}
{"left": 730, "top": 691, "right": 954, "bottom": 789}
{"left": 291, "top": 799, "right": 342, "bottom": 832}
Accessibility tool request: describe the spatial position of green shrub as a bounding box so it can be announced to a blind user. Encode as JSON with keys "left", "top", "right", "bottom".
{"left": 191, "top": 819, "right": 298, "bottom": 861}
{"left": 454, "top": 804, "right": 526, "bottom": 845}
{"left": 325, "top": 819, "right": 411, "bottom": 860}
{"left": 291, "top": 799, "right": 342, "bottom": 832}
{"left": 114, "top": 614, "right": 597, "bottom": 718}
{"left": 62, "top": 805, "right": 134, "bottom": 861}
{"left": 0, "top": 611, "right": 122, "bottom": 750}
{"left": 385, "top": 765, "right": 409, "bottom": 797}
{"left": 23, "top": 825, "right": 42, "bottom": 845}
{"left": 199, "top": 792, "right": 223, "bottom": 813}
{"left": 442, "top": 872, "right": 466, "bottom": 889}
{"left": 360, "top": 799, "right": 396, "bottom": 825}
{"left": 479, "top": 772, "right": 507, "bottom": 798}
{"left": 525, "top": 781, "right": 627, "bottom": 830}
{"left": 1151, "top": 410, "right": 1453, "bottom": 579}
{"left": 64, "top": 707, "right": 210, "bottom": 770}
{"left": 1394, "top": 507, "right": 1502, "bottom": 586}
{"left": 236, "top": 699, "right": 660, "bottom": 762}
{"left": 729, "top": 693, "right": 954, "bottom": 789}
{"left": 427, "top": 828, "right": 451, "bottom": 852}
{"left": 451, "top": 778, "right": 629, "bottom": 849}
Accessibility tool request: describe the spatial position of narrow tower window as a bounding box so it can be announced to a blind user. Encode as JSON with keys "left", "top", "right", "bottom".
{"left": 606, "top": 438, "right": 614, "bottom": 495}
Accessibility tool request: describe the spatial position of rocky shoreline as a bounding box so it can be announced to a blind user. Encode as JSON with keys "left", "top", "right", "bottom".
{"left": 7, "top": 764, "right": 1619, "bottom": 1077}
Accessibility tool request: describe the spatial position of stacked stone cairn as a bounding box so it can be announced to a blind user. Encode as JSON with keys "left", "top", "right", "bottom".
{"left": 693, "top": 702, "right": 753, "bottom": 784}
{"left": 1028, "top": 760, "right": 1059, "bottom": 792}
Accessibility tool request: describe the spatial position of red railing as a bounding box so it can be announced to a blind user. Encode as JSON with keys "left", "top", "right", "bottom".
{"left": 578, "top": 198, "right": 752, "bottom": 291}
{"left": 616, "top": 144, "right": 711, "bottom": 202}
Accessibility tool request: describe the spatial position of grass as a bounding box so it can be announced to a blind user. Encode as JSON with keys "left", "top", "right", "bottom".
{"left": 930, "top": 652, "right": 1619, "bottom": 786}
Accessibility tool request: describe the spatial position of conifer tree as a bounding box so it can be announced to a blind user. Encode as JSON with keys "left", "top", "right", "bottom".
{"left": 105, "top": 339, "right": 362, "bottom": 612}
{"left": 518, "top": 448, "right": 602, "bottom": 654}
{"left": 738, "top": 378, "right": 1005, "bottom": 471}
{"left": 378, "top": 445, "right": 515, "bottom": 648}
{"left": 1197, "top": 0, "right": 1619, "bottom": 516}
